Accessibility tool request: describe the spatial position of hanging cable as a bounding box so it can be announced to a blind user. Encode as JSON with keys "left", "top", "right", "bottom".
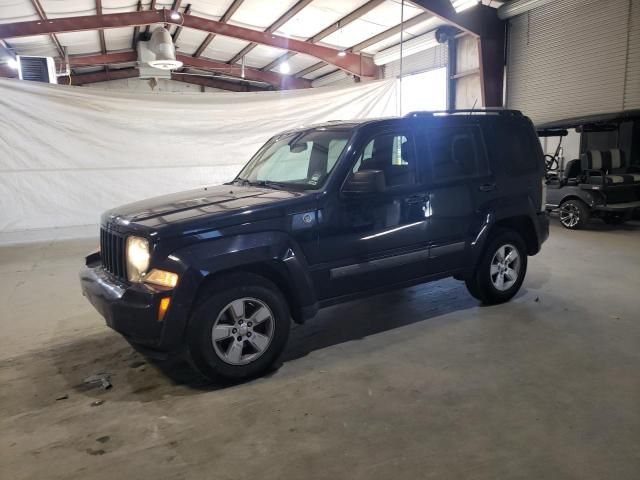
{"left": 399, "top": 0, "right": 405, "bottom": 116}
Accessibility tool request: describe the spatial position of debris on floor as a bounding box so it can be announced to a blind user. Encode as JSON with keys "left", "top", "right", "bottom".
{"left": 90, "top": 399, "right": 105, "bottom": 407}
{"left": 83, "top": 373, "right": 112, "bottom": 390}
{"left": 55, "top": 394, "right": 68, "bottom": 401}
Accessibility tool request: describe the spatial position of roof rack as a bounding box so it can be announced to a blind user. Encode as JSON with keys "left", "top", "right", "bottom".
{"left": 405, "top": 109, "right": 523, "bottom": 117}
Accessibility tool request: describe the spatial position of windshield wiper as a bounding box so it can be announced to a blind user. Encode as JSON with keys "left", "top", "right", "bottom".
{"left": 251, "top": 180, "right": 286, "bottom": 190}
{"left": 234, "top": 178, "right": 286, "bottom": 190}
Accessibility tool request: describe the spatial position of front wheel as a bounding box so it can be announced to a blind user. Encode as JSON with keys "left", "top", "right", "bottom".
{"left": 465, "top": 229, "right": 528, "bottom": 305}
{"left": 187, "top": 273, "right": 291, "bottom": 383}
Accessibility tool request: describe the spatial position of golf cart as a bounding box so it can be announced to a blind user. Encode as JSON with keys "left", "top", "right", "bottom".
{"left": 538, "top": 110, "right": 640, "bottom": 229}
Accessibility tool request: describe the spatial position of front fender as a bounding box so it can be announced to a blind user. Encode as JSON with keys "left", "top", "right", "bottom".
{"left": 154, "top": 231, "right": 317, "bottom": 348}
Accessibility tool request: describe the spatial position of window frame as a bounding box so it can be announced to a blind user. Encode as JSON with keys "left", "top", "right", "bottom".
{"left": 425, "top": 123, "right": 491, "bottom": 184}
{"left": 344, "top": 128, "right": 421, "bottom": 193}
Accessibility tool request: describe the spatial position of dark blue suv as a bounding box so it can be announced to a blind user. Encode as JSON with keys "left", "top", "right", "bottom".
{"left": 81, "top": 109, "right": 549, "bottom": 382}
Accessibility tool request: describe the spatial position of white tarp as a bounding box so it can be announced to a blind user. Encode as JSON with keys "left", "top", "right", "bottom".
{"left": 0, "top": 78, "right": 399, "bottom": 238}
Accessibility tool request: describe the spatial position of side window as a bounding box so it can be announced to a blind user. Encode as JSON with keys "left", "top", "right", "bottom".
{"left": 353, "top": 132, "right": 417, "bottom": 188}
{"left": 429, "top": 126, "right": 487, "bottom": 181}
{"left": 497, "top": 122, "right": 540, "bottom": 174}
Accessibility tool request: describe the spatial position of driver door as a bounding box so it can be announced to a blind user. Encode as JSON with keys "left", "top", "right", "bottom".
{"left": 314, "top": 125, "right": 432, "bottom": 299}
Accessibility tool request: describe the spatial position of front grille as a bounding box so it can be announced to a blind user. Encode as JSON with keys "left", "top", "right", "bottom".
{"left": 100, "top": 228, "right": 127, "bottom": 280}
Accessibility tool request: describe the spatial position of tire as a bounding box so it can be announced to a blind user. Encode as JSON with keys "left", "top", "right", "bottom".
{"left": 602, "top": 211, "right": 631, "bottom": 225}
{"left": 465, "top": 229, "right": 528, "bottom": 305}
{"left": 559, "top": 199, "right": 589, "bottom": 229}
{"left": 187, "top": 272, "right": 291, "bottom": 383}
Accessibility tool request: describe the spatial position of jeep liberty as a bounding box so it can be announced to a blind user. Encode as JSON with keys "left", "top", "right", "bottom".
{"left": 81, "top": 109, "right": 549, "bottom": 382}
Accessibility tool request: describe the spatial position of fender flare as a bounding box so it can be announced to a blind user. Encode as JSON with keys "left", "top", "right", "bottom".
{"left": 158, "top": 231, "right": 318, "bottom": 346}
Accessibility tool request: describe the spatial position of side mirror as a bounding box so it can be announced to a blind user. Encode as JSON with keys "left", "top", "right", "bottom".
{"left": 342, "top": 170, "right": 386, "bottom": 195}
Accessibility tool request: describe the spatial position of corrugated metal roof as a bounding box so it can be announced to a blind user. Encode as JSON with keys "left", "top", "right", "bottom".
{"left": 0, "top": 0, "right": 464, "bottom": 81}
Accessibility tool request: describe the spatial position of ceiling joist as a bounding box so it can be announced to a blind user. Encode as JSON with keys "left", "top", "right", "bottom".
{"left": 0, "top": 9, "right": 378, "bottom": 78}
{"left": 29, "top": 0, "right": 65, "bottom": 58}
{"left": 295, "top": 11, "right": 434, "bottom": 78}
{"left": 61, "top": 67, "right": 266, "bottom": 92}
{"left": 66, "top": 51, "right": 311, "bottom": 89}
{"left": 261, "top": 0, "right": 385, "bottom": 73}
{"left": 193, "top": 0, "right": 245, "bottom": 58}
{"left": 227, "top": 0, "right": 314, "bottom": 65}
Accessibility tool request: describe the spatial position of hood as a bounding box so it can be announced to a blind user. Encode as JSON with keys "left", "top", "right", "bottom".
{"left": 103, "top": 184, "right": 311, "bottom": 233}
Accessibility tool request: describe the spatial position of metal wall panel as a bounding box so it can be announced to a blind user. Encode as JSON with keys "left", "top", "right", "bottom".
{"left": 383, "top": 44, "right": 447, "bottom": 78}
{"left": 624, "top": 0, "right": 640, "bottom": 109}
{"left": 507, "top": 0, "right": 632, "bottom": 123}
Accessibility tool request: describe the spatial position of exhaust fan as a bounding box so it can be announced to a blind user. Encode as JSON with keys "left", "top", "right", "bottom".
{"left": 137, "top": 27, "right": 183, "bottom": 79}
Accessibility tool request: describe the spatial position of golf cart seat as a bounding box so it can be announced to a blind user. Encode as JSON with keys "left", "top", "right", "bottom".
{"left": 581, "top": 149, "right": 640, "bottom": 185}
{"left": 561, "top": 159, "right": 582, "bottom": 185}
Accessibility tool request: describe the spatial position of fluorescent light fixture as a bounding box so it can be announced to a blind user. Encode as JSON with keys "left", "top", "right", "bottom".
{"left": 373, "top": 30, "right": 439, "bottom": 66}
{"left": 7, "top": 58, "right": 18, "bottom": 69}
{"left": 170, "top": 11, "right": 181, "bottom": 20}
{"left": 337, "top": 51, "right": 347, "bottom": 57}
{"left": 279, "top": 62, "right": 291, "bottom": 74}
{"left": 451, "top": 0, "right": 480, "bottom": 13}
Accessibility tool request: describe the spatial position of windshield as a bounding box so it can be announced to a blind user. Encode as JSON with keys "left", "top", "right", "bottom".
{"left": 236, "top": 129, "right": 352, "bottom": 190}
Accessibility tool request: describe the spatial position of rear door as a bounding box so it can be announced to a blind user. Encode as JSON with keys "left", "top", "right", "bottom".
{"left": 423, "top": 121, "right": 494, "bottom": 272}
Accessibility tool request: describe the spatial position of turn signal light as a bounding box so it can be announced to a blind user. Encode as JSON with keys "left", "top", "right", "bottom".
{"left": 158, "top": 297, "right": 171, "bottom": 322}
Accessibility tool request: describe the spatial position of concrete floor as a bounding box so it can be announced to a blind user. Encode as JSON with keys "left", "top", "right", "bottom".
{"left": 1, "top": 220, "right": 639, "bottom": 480}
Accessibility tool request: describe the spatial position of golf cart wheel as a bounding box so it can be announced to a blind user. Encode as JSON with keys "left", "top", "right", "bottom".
{"left": 187, "top": 273, "right": 291, "bottom": 383}
{"left": 465, "top": 229, "right": 528, "bottom": 305}
{"left": 602, "top": 211, "right": 631, "bottom": 225}
{"left": 559, "top": 199, "right": 589, "bottom": 229}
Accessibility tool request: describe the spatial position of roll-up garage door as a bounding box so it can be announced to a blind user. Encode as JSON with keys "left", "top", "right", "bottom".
{"left": 383, "top": 44, "right": 448, "bottom": 78}
{"left": 506, "top": 0, "right": 640, "bottom": 124}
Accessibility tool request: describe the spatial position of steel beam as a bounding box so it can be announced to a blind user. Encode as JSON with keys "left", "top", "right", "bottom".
{"left": 0, "top": 9, "right": 376, "bottom": 77}
{"left": 409, "top": 0, "right": 503, "bottom": 38}
{"left": 64, "top": 67, "right": 266, "bottom": 91}
{"left": 177, "top": 54, "right": 310, "bottom": 89}
{"left": 65, "top": 51, "right": 311, "bottom": 89}
{"left": 261, "top": 0, "right": 384, "bottom": 73}
{"left": 228, "top": 0, "right": 313, "bottom": 65}
{"left": 193, "top": 0, "right": 244, "bottom": 58}
{"left": 172, "top": 3, "right": 191, "bottom": 43}
{"left": 29, "top": 0, "right": 65, "bottom": 59}
{"left": 293, "top": 11, "right": 434, "bottom": 78}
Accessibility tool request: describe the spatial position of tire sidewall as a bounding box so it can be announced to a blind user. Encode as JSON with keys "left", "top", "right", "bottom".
{"left": 476, "top": 230, "right": 528, "bottom": 304}
{"left": 187, "top": 276, "right": 290, "bottom": 382}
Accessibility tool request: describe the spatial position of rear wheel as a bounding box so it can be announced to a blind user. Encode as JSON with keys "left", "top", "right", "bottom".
{"left": 187, "top": 273, "right": 290, "bottom": 383}
{"left": 559, "top": 199, "right": 589, "bottom": 229}
{"left": 465, "top": 229, "right": 528, "bottom": 305}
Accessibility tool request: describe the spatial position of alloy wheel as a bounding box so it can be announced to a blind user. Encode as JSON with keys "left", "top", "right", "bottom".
{"left": 560, "top": 203, "right": 580, "bottom": 228}
{"left": 490, "top": 244, "right": 521, "bottom": 291}
{"left": 211, "top": 297, "right": 274, "bottom": 365}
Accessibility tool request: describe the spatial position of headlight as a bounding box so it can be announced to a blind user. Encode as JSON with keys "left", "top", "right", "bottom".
{"left": 126, "top": 236, "right": 150, "bottom": 282}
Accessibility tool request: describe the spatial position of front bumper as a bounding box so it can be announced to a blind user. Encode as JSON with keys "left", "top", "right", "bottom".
{"left": 80, "top": 261, "right": 176, "bottom": 350}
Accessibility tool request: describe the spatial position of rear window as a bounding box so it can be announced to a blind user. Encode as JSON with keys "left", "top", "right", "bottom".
{"left": 488, "top": 121, "right": 541, "bottom": 174}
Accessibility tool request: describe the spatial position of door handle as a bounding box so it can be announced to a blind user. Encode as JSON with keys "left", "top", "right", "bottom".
{"left": 479, "top": 183, "right": 497, "bottom": 192}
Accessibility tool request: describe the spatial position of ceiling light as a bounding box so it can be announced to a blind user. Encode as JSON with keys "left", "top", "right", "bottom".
{"left": 7, "top": 58, "right": 18, "bottom": 69}
{"left": 337, "top": 51, "right": 346, "bottom": 57}
{"left": 451, "top": 0, "right": 480, "bottom": 13}
{"left": 279, "top": 62, "right": 291, "bottom": 74}
{"left": 170, "top": 11, "right": 181, "bottom": 20}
